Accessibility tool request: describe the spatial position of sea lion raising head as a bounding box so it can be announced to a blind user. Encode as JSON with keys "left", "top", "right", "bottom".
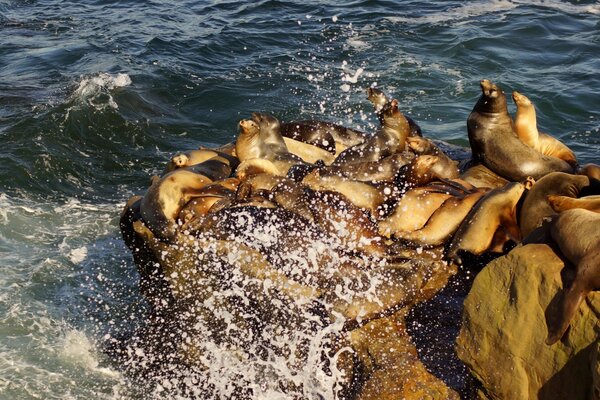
{"left": 512, "top": 90, "right": 577, "bottom": 167}
{"left": 467, "top": 80, "right": 573, "bottom": 181}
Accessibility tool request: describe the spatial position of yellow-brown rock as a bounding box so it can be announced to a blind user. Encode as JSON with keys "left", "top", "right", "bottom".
{"left": 350, "top": 311, "right": 460, "bottom": 400}
{"left": 457, "top": 244, "right": 600, "bottom": 400}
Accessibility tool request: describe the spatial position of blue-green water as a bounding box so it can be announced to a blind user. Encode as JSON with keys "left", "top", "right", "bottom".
{"left": 0, "top": 1, "right": 599, "bottom": 398}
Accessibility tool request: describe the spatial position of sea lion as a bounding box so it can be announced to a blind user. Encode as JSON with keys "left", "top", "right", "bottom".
{"left": 236, "top": 117, "right": 305, "bottom": 177}
{"left": 396, "top": 155, "right": 460, "bottom": 189}
{"left": 302, "top": 171, "right": 385, "bottom": 215}
{"left": 378, "top": 188, "right": 454, "bottom": 238}
{"left": 447, "top": 177, "right": 535, "bottom": 263}
{"left": 282, "top": 137, "right": 335, "bottom": 165}
{"left": 519, "top": 171, "right": 600, "bottom": 237}
{"left": 281, "top": 120, "right": 366, "bottom": 153}
{"left": 366, "top": 87, "right": 422, "bottom": 137}
{"left": 467, "top": 80, "right": 572, "bottom": 181}
{"left": 394, "top": 190, "right": 486, "bottom": 247}
{"left": 140, "top": 157, "right": 233, "bottom": 241}
{"left": 543, "top": 209, "right": 600, "bottom": 344}
{"left": 460, "top": 163, "right": 509, "bottom": 190}
{"left": 177, "top": 177, "right": 240, "bottom": 225}
{"left": 333, "top": 99, "right": 410, "bottom": 165}
{"left": 547, "top": 194, "right": 600, "bottom": 213}
{"left": 406, "top": 137, "right": 460, "bottom": 178}
{"left": 512, "top": 91, "right": 578, "bottom": 167}
{"left": 579, "top": 163, "right": 600, "bottom": 180}
{"left": 305, "top": 189, "right": 387, "bottom": 257}
{"left": 313, "top": 152, "right": 415, "bottom": 183}
{"left": 165, "top": 147, "right": 240, "bottom": 173}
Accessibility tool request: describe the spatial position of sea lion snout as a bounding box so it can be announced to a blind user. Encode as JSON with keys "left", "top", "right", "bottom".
{"left": 512, "top": 91, "right": 530, "bottom": 106}
{"left": 524, "top": 176, "right": 535, "bottom": 190}
{"left": 480, "top": 79, "right": 499, "bottom": 98}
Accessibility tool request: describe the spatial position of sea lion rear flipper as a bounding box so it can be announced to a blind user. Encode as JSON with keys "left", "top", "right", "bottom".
{"left": 546, "top": 256, "right": 596, "bottom": 345}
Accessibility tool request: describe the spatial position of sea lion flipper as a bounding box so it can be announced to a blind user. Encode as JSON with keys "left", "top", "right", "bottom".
{"left": 546, "top": 254, "right": 597, "bottom": 345}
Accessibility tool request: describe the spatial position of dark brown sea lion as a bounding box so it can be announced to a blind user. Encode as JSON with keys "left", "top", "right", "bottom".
{"left": 579, "top": 163, "right": 600, "bottom": 180}
{"left": 543, "top": 209, "right": 600, "bottom": 345}
{"left": 519, "top": 171, "right": 600, "bottom": 237}
{"left": 447, "top": 177, "right": 535, "bottom": 263}
{"left": 512, "top": 91, "right": 578, "bottom": 168}
{"left": 140, "top": 157, "right": 233, "bottom": 241}
{"left": 312, "top": 152, "right": 415, "bottom": 183}
{"left": 177, "top": 177, "right": 240, "bottom": 225}
{"left": 461, "top": 163, "right": 509, "bottom": 190}
{"left": 396, "top": 155, "right": 460, "bottom": 189}
{"left": 333, "top": 99, "right": 410, "bottom": 165}
{"left": 366, "top": 87, "right": 422, "bottom": 137}
{"left": 467, "top": 80, "right": 572, "bottom": 181}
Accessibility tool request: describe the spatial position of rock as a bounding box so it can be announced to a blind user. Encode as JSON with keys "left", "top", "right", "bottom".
{"left": 349, "top": 310, "right": 460, "bottom": 400}
{"left": 457, "top": 244, "right": 600, "bottom": 400}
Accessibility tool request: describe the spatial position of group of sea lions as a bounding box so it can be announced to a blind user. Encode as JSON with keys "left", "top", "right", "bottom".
{"left": 121, "top": 79, "right": 600, "bottom": 347}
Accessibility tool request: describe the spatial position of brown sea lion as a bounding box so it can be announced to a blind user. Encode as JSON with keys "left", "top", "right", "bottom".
{"left": 333, "top": 99, "right": 410, "bottom": 165}
{"left": 394, "top": 190, "right": 486, "bottom": 247}
{"left": 460, "top": 163, "right": 509, "bottom": 190}
{"left": 378, "top": 187, "right": 454, "bottom": 237}
{"left": 467, "top": 80, "right": 572, "bottom": 181}
{"left": 235, "top": 117, "right": 305, "bottom": 177}
{"left": 579, "top": 163, "right": 600, "bottom": 180}
{"left": 177, "top": 177, "right": 240, "bottom": 225}
{"left": 314, "top": 152, "right": 415, "bottom": 183}
{"left": 519, "top": 171, "right": 600, "bottom": 237}
{"left": 544, "top": 209, "right": 600, "bottom": 344}
{"left": 302, "top": 171, "right": 385, "bottom": 215}
{"left": 406, "top": 137, "right": 460, "bottom": 178}
{"left": 366, "top": 87, "right": 422, "bottom": 137}
{"left": 447, "top": 177, "right": 535, "bottom": 263}
{"left": 282, "top": 137, "right": 335, "bottom": 165}
{"left": 547, "top": 194, "right": 600, "bottom": 213}
{"left": 140, "top": 157, "right": 233, "bottom": 241}
{"left": 397, "top": 155, "right": 460, "bottom": 188}
{"left": 281, "top": 120, "right": 366, "bottom": 153}
{"left": 512, "top": 91, "right": 578, "bottom": 168}
{"left": 165, "top": 147, "right": 240, "bottom": 174}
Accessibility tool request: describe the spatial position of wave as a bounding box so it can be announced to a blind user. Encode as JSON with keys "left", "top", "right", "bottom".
{"left": 386, "top": 0, "right": 600, "bottom": 26}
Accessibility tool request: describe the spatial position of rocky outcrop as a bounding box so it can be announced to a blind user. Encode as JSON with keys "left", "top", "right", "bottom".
{"left": 457, "top": 244, "right": 600, "bottom": 400}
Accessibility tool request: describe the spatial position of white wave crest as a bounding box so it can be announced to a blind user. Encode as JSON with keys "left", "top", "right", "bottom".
{"left": 386, "top": 0, "right": 600, "bottom": 26}
{"left": 71, "top": 72, "right": 132, "bottom": 110}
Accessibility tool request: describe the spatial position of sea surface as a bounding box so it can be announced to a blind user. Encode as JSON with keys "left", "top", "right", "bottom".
{"left": 0, "top": 0, "right": 599, "bottom": 399}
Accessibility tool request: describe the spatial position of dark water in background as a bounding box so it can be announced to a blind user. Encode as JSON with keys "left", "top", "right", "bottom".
{"left": 0, "top": 0, "right": 599, "bottom": 398}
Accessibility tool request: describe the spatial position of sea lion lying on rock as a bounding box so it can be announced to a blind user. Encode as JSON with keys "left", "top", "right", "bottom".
{"left": 447, "top": 177, "right": 535, "bottom": 264}
{"left": 140, "top": 157, "right": 234, "bottom": 241}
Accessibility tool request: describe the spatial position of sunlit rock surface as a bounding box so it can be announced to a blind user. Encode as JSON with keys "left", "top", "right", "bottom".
{"left": 120, "top": 213, "right": 459, "bottom": 398}
{"left": 457, "top": 244, "right": 600, "bottom": 400}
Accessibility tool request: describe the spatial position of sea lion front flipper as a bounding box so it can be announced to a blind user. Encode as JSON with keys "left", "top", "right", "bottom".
{"left": 547, "top": 194, "right": 600, "bottom": 213}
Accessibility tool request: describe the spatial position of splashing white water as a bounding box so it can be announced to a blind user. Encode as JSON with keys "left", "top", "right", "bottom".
{"left": 71, "top": 72, "right": 132, "bottom": 110}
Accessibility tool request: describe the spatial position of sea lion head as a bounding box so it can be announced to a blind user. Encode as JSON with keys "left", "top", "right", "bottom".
{"left": 366, "top": 87, "right": 389, "bottom": 112}
{"left": 171, "top": 153, "right": 189, "bottom": 168}
{"left": 512, "top": 91, "right": 532, "bottom": 107}
{"left": 251, "top": 112, "right": 281, "bottom": 133}
{"left": 380, "top": 99, "right": 403, "bottom": 128}
{"left": 475, "top": 79, "right": 507, "bottom": 114}
{"left": 236, "top": 119, "right": 262, "bottom": 161}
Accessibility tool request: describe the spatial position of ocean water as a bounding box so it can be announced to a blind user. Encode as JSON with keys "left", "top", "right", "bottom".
{"left": 0, "top": 0, "right": 599, "bottom": 399}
